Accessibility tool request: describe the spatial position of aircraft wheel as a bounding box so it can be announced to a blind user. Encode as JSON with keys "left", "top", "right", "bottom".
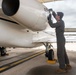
{"left": 0, "top": 47, "right": 6, "bottom": 56}
{"left": 0, "top": 51, "right": 1, "bottom": 56}
{"left": 48, "top": 49, "right": 54, "bottom": 60}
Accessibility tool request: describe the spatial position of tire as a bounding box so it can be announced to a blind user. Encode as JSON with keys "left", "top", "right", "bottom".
{"left": 48, "top": 49, "right": 54, "bottom": 60}
{"left": 0, "top": 47, "right": 6, "bottom": 56}
{"left": 0, "top": 51, "right": 1, "bottom": 56}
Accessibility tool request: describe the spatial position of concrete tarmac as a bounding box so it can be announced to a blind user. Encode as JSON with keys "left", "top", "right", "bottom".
{"left": 0, "top": 50, "right": 76, "bottom": 75}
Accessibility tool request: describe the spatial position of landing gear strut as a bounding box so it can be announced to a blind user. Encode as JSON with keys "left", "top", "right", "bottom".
{"left": 43, "top": 43, "right": 54, "bottom": 60}
{"left": 45, "top": 43, "right": 49, "bottom": 57}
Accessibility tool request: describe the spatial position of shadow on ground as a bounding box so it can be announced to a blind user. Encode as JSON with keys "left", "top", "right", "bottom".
{"left": 26, "top": 65, "right": 76, "bottom": 75}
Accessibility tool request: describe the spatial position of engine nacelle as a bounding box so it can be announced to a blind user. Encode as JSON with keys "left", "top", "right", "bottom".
{"left": 2, "top": 0, "right": 47, "bottom": 31}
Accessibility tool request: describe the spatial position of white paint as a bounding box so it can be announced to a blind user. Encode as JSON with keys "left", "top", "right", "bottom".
{"left": 11, "top": 0, "right": 47, "bottom": 31}
{"left": 0, "top": 20, "right": 42, "bottom": 48}
{"left": 0, "top": 0, "right": 2, "bottom": 8}
{"left": 0, "top": 0, "right": 50, "bottom": 48}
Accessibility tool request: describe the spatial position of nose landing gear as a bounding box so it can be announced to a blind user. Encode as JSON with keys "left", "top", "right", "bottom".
{"left": 43, "top": 42, "right": 56, "bottom": 64}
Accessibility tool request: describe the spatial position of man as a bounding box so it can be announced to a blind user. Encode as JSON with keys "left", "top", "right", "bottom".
{"left": 48, "top": 10, "right": 72, "bottom": 73}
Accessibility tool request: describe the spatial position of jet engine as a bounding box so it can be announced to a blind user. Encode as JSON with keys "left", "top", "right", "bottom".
{"left": 2, "top": 0, "right": 47, "bottom": 31}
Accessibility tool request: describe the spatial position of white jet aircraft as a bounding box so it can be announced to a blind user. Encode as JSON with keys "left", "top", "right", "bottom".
{"left": 1, "top": 0, "right": 75, "bottom": 57}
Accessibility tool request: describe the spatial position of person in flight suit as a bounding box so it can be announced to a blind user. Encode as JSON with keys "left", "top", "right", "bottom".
{"left": 48, "top": 9, "right": 72, "bottom": 73}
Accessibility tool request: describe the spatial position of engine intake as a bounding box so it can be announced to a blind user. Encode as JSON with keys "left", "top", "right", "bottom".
{"left": 2, "top": 0, "right": 19, "bottom": 16}
{"left": 2, "top": 0, "right": 47, "bottom": 31}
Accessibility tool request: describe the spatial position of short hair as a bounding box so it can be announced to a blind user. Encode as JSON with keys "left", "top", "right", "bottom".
{"left": 57, "top": 12, "right": 64, "bottom": 19}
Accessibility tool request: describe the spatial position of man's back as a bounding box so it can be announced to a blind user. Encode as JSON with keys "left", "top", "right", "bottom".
{"left": 55, "top": 20, "right": 65, "bottom": 43}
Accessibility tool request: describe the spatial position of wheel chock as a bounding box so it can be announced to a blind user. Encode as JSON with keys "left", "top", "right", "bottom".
{"left": 47, "top": 59, "right": 57, "bottom": 64}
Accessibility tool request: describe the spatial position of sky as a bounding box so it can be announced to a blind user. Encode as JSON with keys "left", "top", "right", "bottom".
{"left": 43, "top": 0, "right": 76, "bottom": 28}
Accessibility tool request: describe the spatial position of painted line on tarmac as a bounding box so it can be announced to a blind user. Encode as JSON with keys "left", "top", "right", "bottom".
{"left": 0, "top": 51, "right": 45, "bottom": 73}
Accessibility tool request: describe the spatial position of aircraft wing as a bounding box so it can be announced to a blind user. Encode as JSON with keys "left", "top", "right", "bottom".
{"left": 38, "top": 0, "right": 62, "bottom": 3}
{"left": 32, "top": 27, "right": 76, "bottom": 43}
{"left": 33, "top": 31, "right": 76, "bottom": 43}
{"left": 33, "top": 31, "right": 56, "bottom": 43}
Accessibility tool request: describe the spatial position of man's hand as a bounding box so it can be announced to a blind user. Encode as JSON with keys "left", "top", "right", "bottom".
{"left": 47, "top": 14, "right": 51, "bottom": 21}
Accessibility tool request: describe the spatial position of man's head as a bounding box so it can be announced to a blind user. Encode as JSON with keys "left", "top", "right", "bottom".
{"left": 56, "top": 12, "right": 64, "bottom": 21}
